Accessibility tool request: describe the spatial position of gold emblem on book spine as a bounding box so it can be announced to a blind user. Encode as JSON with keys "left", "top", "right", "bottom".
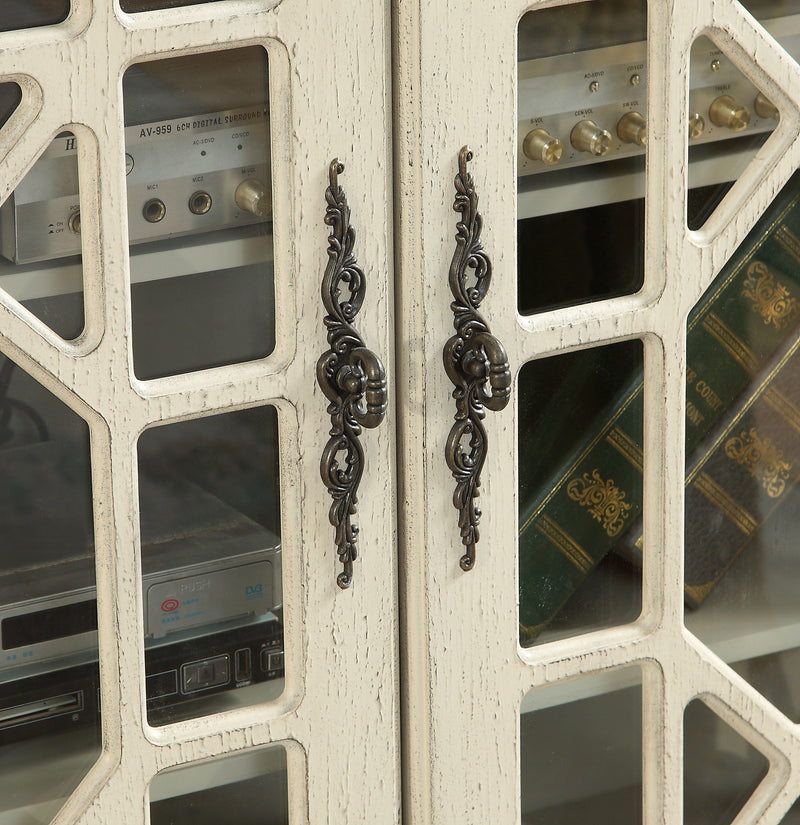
{"left": 724, "top": 427, "right": 791, "bottom": 497}
{"left": 742, "top": 261, "right": 800, "bottom": 329}
{"left": 566, "top": 469, "right": 632, "bottom": 537}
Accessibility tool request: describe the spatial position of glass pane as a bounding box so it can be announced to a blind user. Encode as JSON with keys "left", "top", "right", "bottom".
{"left": 518, "top": 340, "right": 643, "bottom": 647}
{"left": 1, "top": 1, "right": 69, "bottom": 32}
{"left": 780, "top": 796, "right": 800, "bottom": 823}
{"left": 521, "top": 668, "right": 642, "bottom": 825}
{"left": 150, "top": 745, "right": 288, "bottom": 825}
{"left": 741, "top": 0, "right": 800, "bottom": 15}
{"left": 138, "top": 406, "right": 283, "bottom": 726}
{"left": 123, "top": 46, "right": 274, "bottom": 379}
{"left": 684, "top": 699, "right": 769, "bottom": 825}
{"left": 121, "top": 0, "right": 225, "bottom": 11}
{"left": 732, "top": 649, "right": 800, "bottom": 723}
{"left": 687, "top": 37, "right": 777, "bottom": 229}
{"left": 518, "top": 0, "right": 646, "bottom": 313}
{"left": 0, "top": 83, "right": 21, "bottom": 132}
{"left": 681, "top": 173, "right": 800, "bottom": 710}
{"left": 0, "top": 357, "right": 100, "bottom": 821}
{"left": 0, "top": 131, "right": 86, "bottom": 341}
{"left": 687, "top": 0, "right": 800, "bottom": 229}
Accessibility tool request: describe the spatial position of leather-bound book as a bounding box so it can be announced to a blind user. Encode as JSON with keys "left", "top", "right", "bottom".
{"left": 519, "top": 174, "right": 800, "bottom": 644}
{"left": 617, "top": 327, "right": 800, "bottom": 607}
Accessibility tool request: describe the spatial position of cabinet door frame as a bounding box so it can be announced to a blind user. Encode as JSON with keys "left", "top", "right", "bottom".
{"left": 0, "top": 2, "right": 399, "bottom": 823}
{"left": 394, "top": 0, "right": 800, "bottom": 822}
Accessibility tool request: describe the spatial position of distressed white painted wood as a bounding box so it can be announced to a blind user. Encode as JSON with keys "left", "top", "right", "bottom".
{"left": 394, "top": 0, "right": 800, "bottom": 823}
{"left": 7, "top": 0, "right": 800, "bottom": 822}
{"left": 0, "top": 2, "right": 399, "bottom": 824}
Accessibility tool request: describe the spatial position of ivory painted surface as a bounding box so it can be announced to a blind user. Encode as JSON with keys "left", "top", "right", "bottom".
{"left": 394, "top": 0, "right": 800, "bottom": 823}
{"left": 0, "top": 2, "right": 399, "bottom": 823}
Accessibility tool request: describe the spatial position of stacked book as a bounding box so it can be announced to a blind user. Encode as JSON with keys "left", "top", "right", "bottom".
{"left": 520, "top": 174, "right": 800, "bottom": 644}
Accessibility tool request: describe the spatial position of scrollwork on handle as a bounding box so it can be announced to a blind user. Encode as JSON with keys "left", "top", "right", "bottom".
{"left": 443, "top": 147, "right": 511, "bottom": 571}
{"left": 317, "top": 159, "right": 387, "bottom": 589}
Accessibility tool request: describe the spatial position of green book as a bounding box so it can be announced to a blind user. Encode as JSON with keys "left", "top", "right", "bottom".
{"left": 614, "top": 320, "right": 800, "bottom": 607}
{"left": 519, "top": 173, "right": 800, "bottom": 644}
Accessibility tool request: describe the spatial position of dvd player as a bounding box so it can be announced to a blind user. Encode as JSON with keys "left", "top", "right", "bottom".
{"left": 0, "top": 615, "right": 284, "bottom": 744}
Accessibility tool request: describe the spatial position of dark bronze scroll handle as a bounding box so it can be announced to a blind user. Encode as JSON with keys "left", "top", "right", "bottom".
{"left": 317, "top": 159, "right": 387, "bottom": 589}
{"left": 443, "top": 146, "right": 511, "bottom": 571}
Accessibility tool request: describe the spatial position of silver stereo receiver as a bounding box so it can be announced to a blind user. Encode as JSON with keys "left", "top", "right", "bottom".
{"left": 0, "top": 105, "right": 271, "bottom": 265}
{"left": 0, "top": 46, "right": 272, "bottom": 264}
{"left": 518, "top": 12, "right": 800, "bottom": 176}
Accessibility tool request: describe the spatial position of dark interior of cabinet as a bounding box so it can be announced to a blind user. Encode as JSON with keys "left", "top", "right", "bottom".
{"left": 518, "top": 179, "right": 745, "bottom": 315}
{"left": 518, "top": 196, "right": 645, "bottom": 315}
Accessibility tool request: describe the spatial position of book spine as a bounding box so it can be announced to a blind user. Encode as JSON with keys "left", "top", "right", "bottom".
{"left": 614, "top": 323, "right": 800, "bottom": 606}
{"left": 683, "top": 333, "right": 800, "bottom": 606}
{"left": 519, "top": 181, "right": 800, "bottom": 644}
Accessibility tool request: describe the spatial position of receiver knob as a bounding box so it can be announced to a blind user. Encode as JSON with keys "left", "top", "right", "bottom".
{"left": 616, "top": 111, "right": 647, "bottom": 147}
{"left": 570, "top": 120, "right": 612, "bottom": 156}
{"left": 522, "top": 128, "right": 564, "bottom": 165}
{"left": 234, "top": 179, "right": 272, "bottom": 218}
{"left": 709, "top": 95, "right": 750, "bottom": 131}
{"left": 754, "top": 92, "right": 779, "bottom": 120}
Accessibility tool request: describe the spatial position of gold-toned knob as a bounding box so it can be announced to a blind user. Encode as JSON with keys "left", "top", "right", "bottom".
{"left": 709, "top": 95, "right": 750, "bottom": 131}
{"left": 616, "top": 111, "right": 646, "bottom": 147}
{"left": 688, "top": 113, "right": 705, "bottom": 139}
{"left": 522, "top": 128, "right": 564, "bottom": 165}
{"left": 754, "top": 92, "right": 780, "bottom": 120}
{"left": 234, "top": 178, "right": 272, "bottom": 218}
{"left": 570, "top": 119, "right": 613, "bottom": 156}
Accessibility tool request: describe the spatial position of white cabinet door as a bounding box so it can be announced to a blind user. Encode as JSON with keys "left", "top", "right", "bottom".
{"left": 396, "top": 0, "right": 800, "bottom": 823}
{"left": 0, "top": 2, "right": 398, "bottom": 824}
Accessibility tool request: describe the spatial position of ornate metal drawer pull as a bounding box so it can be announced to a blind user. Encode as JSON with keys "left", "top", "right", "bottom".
{"left": 317, "top": 159, "right": 387, "bottom": 589}
{"left": 443, "top": 146, "right": 511, "bottom": 571}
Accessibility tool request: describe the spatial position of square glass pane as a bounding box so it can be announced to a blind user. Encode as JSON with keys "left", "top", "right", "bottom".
{"left": 518, "top": 0, "right": 646, "bottom": 314}
{"left": 521, "top": 668, "right": 642, "bottom": 824}
{"left": 123, "top": 46, "right": 275, "bottom": 379}
{"left": 138, "top": 406, "right": 283, "bottom": 726}
{"left": 519, "top": 340, "right": 643, "bottom": 646}
{"left": 0, "top": 357, "right": 100, "bottom": 821}
{"left": 150, "top": 744, "right": 288, "bottom": 825}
